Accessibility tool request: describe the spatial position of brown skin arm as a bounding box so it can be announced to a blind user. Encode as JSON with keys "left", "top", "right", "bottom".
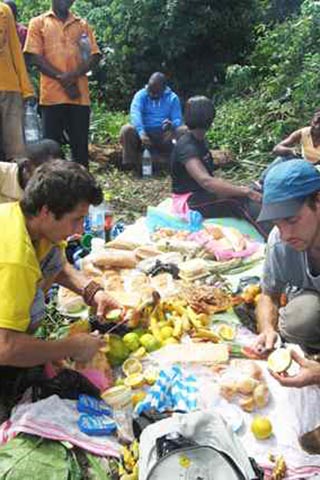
{"left": 253, "top": 292, "right": 280, "bottom": 353}
{"left": 272, "top": 130, "right": 302, "bottom": 157}
{"left": 185, "top": 157, "right": 261, "bottom": 201}
{"left": 25, "top": 53, "right": 100, "bottom": 87}
{"left": 0, "top": 328, "right": 104, "bottom": 367}
{"left": 25, "top": 52, "right": 63, "bottom": 79}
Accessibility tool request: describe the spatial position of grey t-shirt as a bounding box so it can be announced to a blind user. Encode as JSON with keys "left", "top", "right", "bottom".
{"left": 262, "top": 227, "right": 320, "bottom": 295}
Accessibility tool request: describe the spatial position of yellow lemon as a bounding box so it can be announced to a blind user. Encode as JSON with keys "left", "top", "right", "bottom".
{"left": 251, "top": 416, "right": 273, "bottom": 440}
{"left": 217, "top": 324, "right": 236, "bottom": 341}
{"left": 124, "top": 373, "right": 145, "bottom": 389}
{"left": 123, "top": 332, "right": 141, "bottom": 352}
{"left": 160, "top": 326, "right": 174, "bottom": 340}
{"left": 122, "top": 358, "right": 143, "bottom": 377}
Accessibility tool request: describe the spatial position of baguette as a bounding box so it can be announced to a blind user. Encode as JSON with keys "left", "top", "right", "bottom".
{"left": 92, "top": 250, "right": 137, "bottom": 269}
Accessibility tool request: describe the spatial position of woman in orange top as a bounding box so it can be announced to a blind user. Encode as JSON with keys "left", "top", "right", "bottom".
{"left": 258, "top": 111, "right": 320, "bottom": 187}
{"left": 273, "top": 110, "right": 320, "bottom": 164}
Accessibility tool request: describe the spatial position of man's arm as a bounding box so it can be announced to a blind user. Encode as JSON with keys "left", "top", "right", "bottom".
{"left": 170, "top": 95, "right": 183, "bottom": 129}
{"left": 6, "top": 5, "right": 33, "bottom": 99}
{"left": 130, "top": 91, "right": 146, "bottom": 138}
{"left": 25, "top": 53, "right": 62, "bottom": 79}
{"left": 253, "top": 292, "right": 280, "bottom": 353}
{"left": 271, "top": 350, "right": 320, "bottom": 387}
{"left": 55, "top": 262, "right": 120, "bottom": 317}
{"left": 0, "top": 328, "right": 104, "bottom": 367}
{"left": 273, "top": 130, "right": 302, "bottom": 157}
{"left": 185, "top": 158, "right": 261, "bottom": 202}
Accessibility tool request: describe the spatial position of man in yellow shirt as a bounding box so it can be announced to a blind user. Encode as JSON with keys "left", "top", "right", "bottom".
{"left": 0, "top": 159, "right": 118, "bottom": 420}
{"left": 24, "top": 0, "right": 100, "bottom": 168}
{"left": 0, "top": 2, "right": 33, "bottom": 160}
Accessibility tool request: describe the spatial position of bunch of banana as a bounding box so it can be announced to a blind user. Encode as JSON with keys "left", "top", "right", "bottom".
{"left": 127, "top": 291, "right": 161, "bottom": 329}
{"left": 119, "top": 441, "right": 139, "bottom": 480}
{"left": 147, "top": 299, "right": 220, "bottom": 343}
{"left": 269, "top": 454, "right": 286, "bottom": 480}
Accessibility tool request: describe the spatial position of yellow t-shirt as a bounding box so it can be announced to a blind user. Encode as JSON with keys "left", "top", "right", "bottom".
{"left": 301, "top": 127, "right": 320, "bottom": 164}
{"left": 0, "top": 162, "right": 23, "bottom": 204}
{"left": 0, "top": 4, "right": 33, "bottom": 97}
{"left": 0, "top": 202, "right": 61, "bottom": 332}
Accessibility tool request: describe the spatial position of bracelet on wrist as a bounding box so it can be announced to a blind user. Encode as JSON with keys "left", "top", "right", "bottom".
{"left": 82, "top": 280, "right": 103, "bottom": 306}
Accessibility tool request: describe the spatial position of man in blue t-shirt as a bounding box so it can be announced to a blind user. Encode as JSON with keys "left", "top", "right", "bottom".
{"left": 119, "top": 72, "right": 184, "bottom": 170}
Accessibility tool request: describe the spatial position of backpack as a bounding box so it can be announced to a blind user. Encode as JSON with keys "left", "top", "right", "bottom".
{"left": 138, "top": 411, "right": 263, "bottom": 480}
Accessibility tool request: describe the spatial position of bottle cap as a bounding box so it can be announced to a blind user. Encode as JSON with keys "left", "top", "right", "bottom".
{"left": 81, "top": 233, "right": 93, "bottom": 250}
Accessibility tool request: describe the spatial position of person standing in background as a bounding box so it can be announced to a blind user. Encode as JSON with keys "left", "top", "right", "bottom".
{"left": 24, "top": 0, "right": 101, "bottom": 168}
{"left": 3, "top": 1, "right": 28, "bottom": 48}
{"left": 0, "top": 2, "right": 33, "bottom": 161}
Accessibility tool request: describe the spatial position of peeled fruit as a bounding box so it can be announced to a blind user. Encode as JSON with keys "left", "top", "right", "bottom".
{"left": 251, "top": 416, "right": 273, "bottom": 440}
{"left": 132, "top": 390, "right": 147, "bottom": 407}
{"left": 124, "top": 373, "right": 145, "bottom": 389}
{"left": 239, "top": 396, "right": 255, "bottom": 412}
{"left": 144, "top": 367, "right": 159, "bottom": 385}
{"left": 122, "top": 358, "right": 143, "bottom": 377}
{"left": 237, "top": 377, "right": 258, "bottom": 395}
{"left": 217, "top": 324, "right": 236, "bottom": 341}
{"left": 253, "top": 383, "right": 269, "bottom": 409}
{"left": 140, "top": 333, "right": 161, "bottom": 352}
{"left": 123, "top": 332, "right": 141, "bottom": 352}
{"left": 105, "top": 309, "right": 122, "bottom": 321}
{"left": 131, "top": 346, "right": 147, "bottom": 359}
{"left": 220, "top": 381, "right": 237, "bottom": 401}
{"left": 268, "top": 348, "right": 292, "bottom": 374}
{"left": 160, "top": 326, "right": 174, "bottom": 340}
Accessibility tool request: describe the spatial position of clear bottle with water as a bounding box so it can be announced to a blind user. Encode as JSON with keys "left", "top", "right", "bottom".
{"left": 24, "top": 102, "right": 42, "bottom": 144}
{"left": 142, "top": 147, "right": 152, "bottom": 178}
{"left": 79, "top": 33, "right": 91, "bottom": 62}
{"left": 89, "top": 204, "right": 105, "bottom": 240}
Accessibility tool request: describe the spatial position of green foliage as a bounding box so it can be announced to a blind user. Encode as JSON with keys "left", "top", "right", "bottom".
{"left": 208, "top": 0, "right": 320, "bottom": 172}
{"left": 17, "top": 0, "right": 263, "bottom": 110}
{"left": 90, "top": 105, "right": 127, "bottom": 144}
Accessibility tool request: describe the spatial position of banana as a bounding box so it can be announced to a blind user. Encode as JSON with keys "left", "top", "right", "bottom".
{"left": 172, "top": 316, "right": 183, "bottom": 338}
{"left": 182, "top": 314, "right": 191, "bottom": 332}
{"left": 192, "top": 328, "right": 220, "bottom": 342}
{"left": 186, "top": 306, "right": 203, "bottom": 330}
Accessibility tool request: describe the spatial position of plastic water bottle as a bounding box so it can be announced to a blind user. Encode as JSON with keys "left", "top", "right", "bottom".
{"left": 103, "top": 193, "right": 113, "bottom": 243}
{"left": 24, "top": 103, "right": 42, "bottom": 144}
{"left": 188, "top": 210, "right": 203, "bottom": 232}
{"left": 142, "top": 147, "right": 152, "bottom": 178}
{"left": 79, "top": 33, "right": 91, "bottom": 62}
{"left": 89, "top": 204, "right": 105, "bottom": 239}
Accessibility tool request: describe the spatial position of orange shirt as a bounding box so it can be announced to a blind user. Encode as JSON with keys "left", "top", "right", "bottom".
{"left": 24, "top": 10, "right": 100, "bottom": 106}
{"left": 0, "top": 4, "right": 33, "bottom": 98}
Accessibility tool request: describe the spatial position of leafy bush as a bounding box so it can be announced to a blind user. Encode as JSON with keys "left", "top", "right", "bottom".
{"left": 208, "top": 0, "right": 320, "bottom": 172}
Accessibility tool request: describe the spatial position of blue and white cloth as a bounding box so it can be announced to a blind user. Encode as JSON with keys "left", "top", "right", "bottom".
{"left": 136, "top": 365, "right": 198, "bottom": 414}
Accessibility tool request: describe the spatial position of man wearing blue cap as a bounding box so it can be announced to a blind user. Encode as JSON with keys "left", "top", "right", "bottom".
{"left": 254, "top": 159, "right": 320, "bottom": 387}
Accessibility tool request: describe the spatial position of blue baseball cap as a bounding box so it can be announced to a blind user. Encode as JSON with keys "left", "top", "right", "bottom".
{"left": 258, "top": 159, "right": 320, "bottom": 222}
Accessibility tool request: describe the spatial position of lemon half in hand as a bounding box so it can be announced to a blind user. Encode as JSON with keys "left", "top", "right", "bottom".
{"left": 267, "top": 348, "right": 292, "bottom": 374}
